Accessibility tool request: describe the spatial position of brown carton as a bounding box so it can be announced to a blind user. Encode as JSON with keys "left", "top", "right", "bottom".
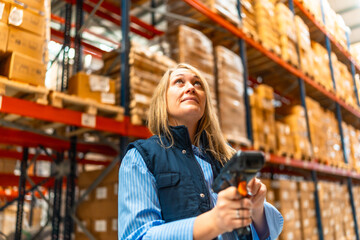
{"left": 78, "top": 167, "right": 118, "bottom": 188}
{"left": 7, "top": 27, "right": 44, "bottom": 61}
{"left": 16, "top": 0, "right": 45, "bottom": 12}
{"left": 68, "top": 72, "right": 116, "bottom": 105}
{"left": 0, "top": 1, "right": 10, "bottom": 24}
{"left": 8, "top": 5, "right": 45, "bottom": 36}
{"left": 0, "top": 52, "right": 45, "bottom": 86}
{"left": 0, "top": 22, "right": 8, "bottom": 53}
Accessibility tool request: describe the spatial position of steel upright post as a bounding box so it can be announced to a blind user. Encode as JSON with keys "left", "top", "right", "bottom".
{"left": 74, "top": 0, "right": 84, "bottom": 73}
{"left": 14, "top": 147, "right": 29, "bottom": 240}
{"left": 120, "top": 0, "right": 131, "bottom": 158}
{"left": 236, "top": 0, "right": 253, "bottom": 143}
{"left": 52, "top": 152, "right": 64, "bottom": 240}
{"left": 61, "top": 3, "right": 72, "bottom": 92}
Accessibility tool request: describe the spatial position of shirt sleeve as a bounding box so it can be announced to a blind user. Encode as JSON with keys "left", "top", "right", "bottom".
{"left": 118, "top": 148, "right": 196, "bottom": 240}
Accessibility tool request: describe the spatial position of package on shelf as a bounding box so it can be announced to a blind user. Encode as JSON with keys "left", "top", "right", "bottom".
{"left": 167, "top": 25, "right": 217, "bottom": 112}
{"left": 323, "top": 110, "right": 344, "bottom": 166}
{"left": 77, "top": 167, "right": 118, "bottom": 240}
{"left": 318, "top": 181, "right": 356, "bottom": 240}
{"left": 298, "top": 0, "right": 322, "bottom": 25}
{"left": 269, "top": 179, "right": 301, "bottom": 240}
{"left": 254, "top": 0, "right": 281, "bottom": 55}
{"left": 341, "top": 122, "right": 359, "bottom": 170}
{"left": 0, "top": 23, "right": 7, "bottom": 53}
{"left": 0, "top": 1, "right": 10, "bottom": 24}
{"left": 350, "top": 128, "right": 360, "bottom": 172}
{"left": 351, "top": 42, "right": 360, "bottom": 65}
{"left": 275, "top": 3, "right": 298, "bottom": 67}
{"left": 334, "top": 59, "right": 357, "bottom": 107}
{"left": 334, "top": 14, "right": 350, "bottom": 50}
{"left": 215, "top": 46, "right": 250, "bottom": 146}
{"left": 298, "top": 181, "right": 318, "bottom": 240}
{"left": 0, "top": 158, "right": 17, "bottom": 173}
{"left": 68, "top": 72, "right": 116, "bottom": 105}
{"left": 99, "top": 43, "right": 176, "bottom": 125}
{"left": 305, "top": 97, "right": 328, "bottom": 162}
{"left": 241, "top": 0, "right": 258, "bottom": 40}
{"left": 0, "top": 52, "right": 46, "bottom": 86}
{"left": 283, "top": 105, "right": 312, "bottom": 160}
{"left": 295, "top": 16, "right": 314, "bottom": 78}
{"left": 311, "top": 41, "right": 333, "bottom": 92}
{"left": 250, "top": 84, "right": 276, "bottom": 152}
{"left": 321, "top": 0, "right": 336, "bottom": 36}
{"left": 275, "top": 121, "right": 294, "bottom": 157}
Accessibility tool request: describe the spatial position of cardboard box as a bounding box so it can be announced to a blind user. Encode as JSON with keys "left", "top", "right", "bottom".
{"left": 8, "top": 5, "right": 45, "bottom": 36}
{"left": 77, "top": 199, "right": 117, "bottom": 219}
{"left": 0, "top": 22, "right": 8, "bottom": 53}
{"left": 16, "top": 0, "right": 45, "bottom": 12}
{"left": 0, "top": 52, "right": 45, "bottom": 86}
{"left": 0, "top": 1, "right": 10, "bottom": 24}
{"left": 7, "top": 27, "right": 44, "bottom": 61}
{"left": 68, "top": 72, "right": 116, "bottom": 105}
{"left": 78, "top": 167, "right": 118, "bottom": 188}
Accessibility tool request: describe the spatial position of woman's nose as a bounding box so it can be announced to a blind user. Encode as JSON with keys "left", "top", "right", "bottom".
{"left": 185, "top": 82, "right": 195, "bottom": 93}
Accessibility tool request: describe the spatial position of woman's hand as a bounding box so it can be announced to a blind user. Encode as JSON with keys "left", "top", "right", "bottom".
{"left": 248, "top": 178, "right": 267, "bottom": 221}
{"left": 213, "top": 186, "right": 253, "bottom": 233}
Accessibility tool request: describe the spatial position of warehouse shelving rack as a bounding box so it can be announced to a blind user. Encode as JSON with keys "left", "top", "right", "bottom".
{"left": 1, "top": 0, "right": 360, "bottom": 239}
{"left": 0, "top": 0, "right": 155, "bottom": 239}
{"left": 174, "top": 0, "right": 360, "bottom": 239}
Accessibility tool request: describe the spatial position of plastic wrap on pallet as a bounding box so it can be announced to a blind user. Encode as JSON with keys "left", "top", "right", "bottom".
{"left": 216, "top": 46, "right": 250, "bottom": 146}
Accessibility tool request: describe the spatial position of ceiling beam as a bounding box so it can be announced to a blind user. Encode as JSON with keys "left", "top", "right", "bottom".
{"left": 337, "top": 4, "right": 360, "bottom": 15}
{"left": 349, "top": 23, "right": 360, "bottom": 30}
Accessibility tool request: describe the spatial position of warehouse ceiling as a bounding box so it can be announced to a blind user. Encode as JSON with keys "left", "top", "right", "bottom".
{"left": 329, "top": 0, "right": 360, "bottom": 44}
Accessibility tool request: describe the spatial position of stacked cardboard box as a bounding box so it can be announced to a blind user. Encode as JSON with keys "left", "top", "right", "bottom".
{"left": 250, "top": 84, "right": 276, "bottom": 152}
{"left": 298, "top": 181, "right": 318, "bottom": 240}
{"left": 311, "top": 41, "right": 333, "bottom": 92}
{"left": 275, "top": 121, "right": 294, "bottom": 157}
{"left": 323, "top": 110, "right": 344, "bottom": 167}
{"left": 215, "top": 46, "right": 250, "bottom": 146}
{"left": 321, "top": 0, "right": 336, "bottom": 36}
{"left": 305, "top": 97, "right": 327, "bottom": 162}
{"left": 275, "top": 3, "right": 298, "bottom": 67}
{"left": 332, "top": 56, "right": 357, "bottom": 107}
{"left": 76, "top": 167, "right": 119, "bottom": 240}
{"left": 241, "top": 0, "right": 258, "bottom": 40}
{"left": 271, "top": 180, "right": 302, "bottom": 240}
{"left": 295, "top": 16, "right": 314, "bottom": 78}
{"left": 254, "top": 0, "right": 280, "bottom": 55}
{"left": 354, "top": 185, "right": 360, "bottom": 229}
{"left": 334, "top": 14, "right": 350, "bottom": 50}
{"left": 351, "top": 43, "right": 360, "bottom": 65}
{"left": 0, "top": 158, "right": 17, "bottom": 173}
{"left": 167, "top": 25, "right": 217, "bottom": 113}
{"left": 0, "top": 0, "right": 47, "bottom": 86}
{"left": 99, "top": 44, "right": 176, "bottom": 125}
{"left": 284, "top": 105, "right": 312, "bottom": 160}
{"left": 68, "top": 72, "right": 116, "bottom": 105}
{"left": 298, "top": 0, "right": 322, "bottom": 25}
{"left": 318, "top": 181, "right": 356, "bottom": 240}
{"left": 350, "top": 128, "right": 360, "bottom": 172}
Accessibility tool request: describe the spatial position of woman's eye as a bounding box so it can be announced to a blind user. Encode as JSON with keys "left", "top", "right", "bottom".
{"left": 194, "top": 81, "right": 202, "bottom": 87}
{"left": 175, "top": 79, "right": 183, "bottom": 84}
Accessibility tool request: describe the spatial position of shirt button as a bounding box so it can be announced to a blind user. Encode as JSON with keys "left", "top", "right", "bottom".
{"left": 200, "top": 193, "right": 205, "bottom": 198}
{"left": 182, "top": 150, "right": 186, "bottom": 154}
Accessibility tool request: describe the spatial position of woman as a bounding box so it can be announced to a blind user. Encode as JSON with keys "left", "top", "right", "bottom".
{"left": 118, "top": 63, "right": 283, "bottom": 239}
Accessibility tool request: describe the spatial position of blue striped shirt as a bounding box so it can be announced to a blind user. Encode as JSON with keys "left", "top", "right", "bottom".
{"left": 118, "top": 147, "right": 283, "bottom": 240}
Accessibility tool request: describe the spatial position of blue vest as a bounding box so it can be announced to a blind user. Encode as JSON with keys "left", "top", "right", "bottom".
{"left": 126, "top": 125, "right": 223, "bottom": 222}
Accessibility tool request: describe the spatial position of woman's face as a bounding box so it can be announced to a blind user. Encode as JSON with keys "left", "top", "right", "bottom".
{"left": 166, "top": 68, "right": 206, "bottom": 126}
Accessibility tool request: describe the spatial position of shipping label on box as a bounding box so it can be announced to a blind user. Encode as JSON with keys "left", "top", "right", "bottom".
{"left": 95, "top": 186, "right": 108, "bottom": 200}
{"left": 94, "top": 219, "right": 107, "bottom": 232}
{"left": 7, "top": 27, "right": 44, "bottom": 60}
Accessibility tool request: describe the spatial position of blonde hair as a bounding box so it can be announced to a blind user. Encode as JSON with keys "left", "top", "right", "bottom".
{"left": 148, "top": 63, "right": 235, "bottom": 164}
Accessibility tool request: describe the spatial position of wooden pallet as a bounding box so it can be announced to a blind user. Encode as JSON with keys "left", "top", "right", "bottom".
{"left": 49, "top": 91, "right": 124, "bottom": 121}
{"left": 0, "top": 76, "right": 48, "bottom": 105}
